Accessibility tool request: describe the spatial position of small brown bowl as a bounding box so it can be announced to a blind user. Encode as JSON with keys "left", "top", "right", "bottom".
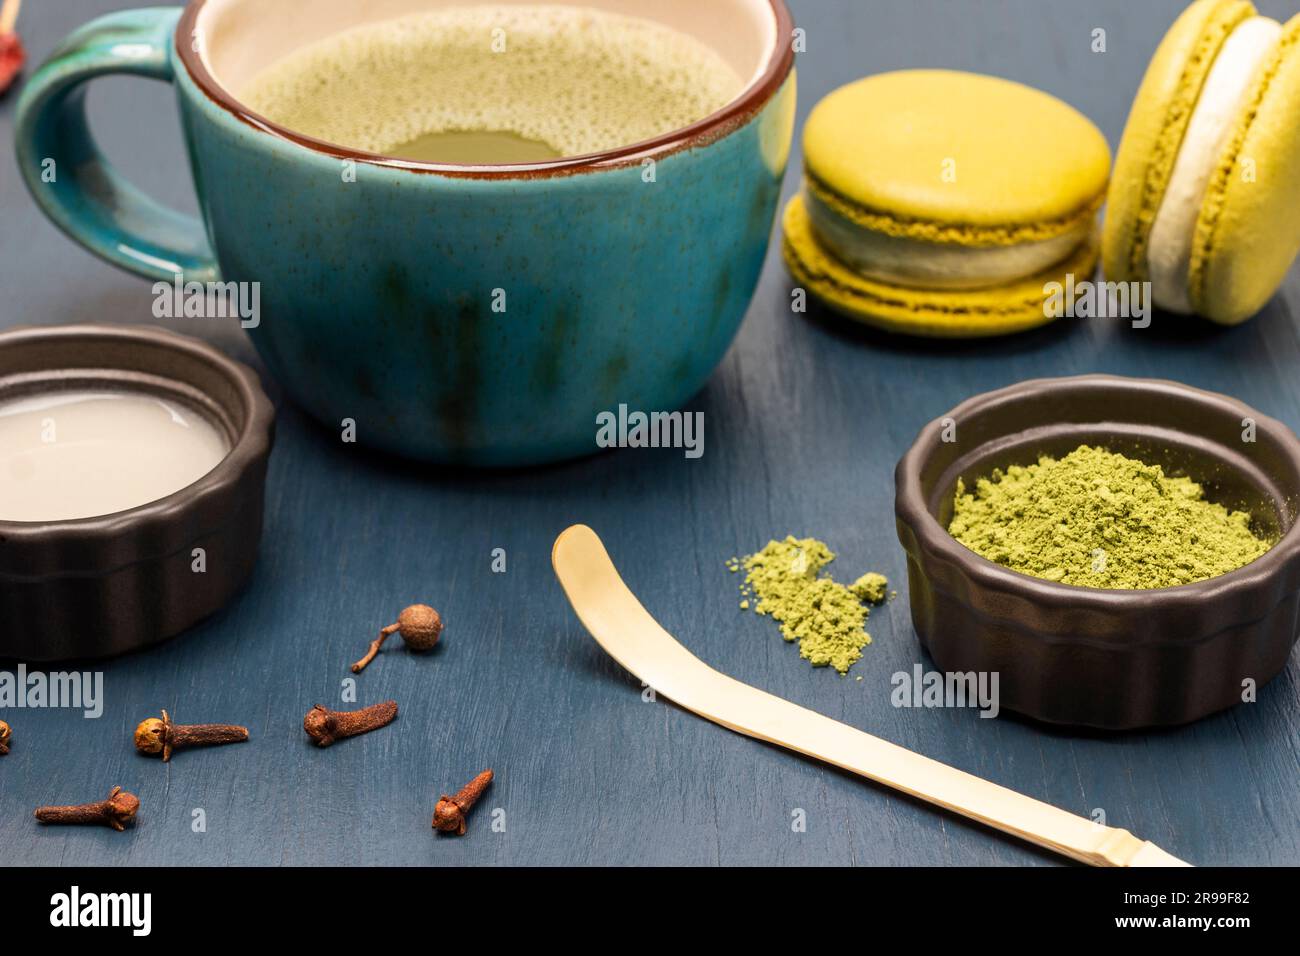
{"left": 895, "top": 374, "right": 1300, "bottom": 729}
{"left": 0, "top": 325, "right": 275, "bottom": 661}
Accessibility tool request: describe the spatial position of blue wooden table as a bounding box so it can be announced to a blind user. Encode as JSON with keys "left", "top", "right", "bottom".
{"left": 2, "top": 0, "right": 1298, "bottom": 867}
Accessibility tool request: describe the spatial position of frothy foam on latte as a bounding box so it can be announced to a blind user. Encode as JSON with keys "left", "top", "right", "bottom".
{"left": 240, "top": 5, "right": 745, "bottom": 160}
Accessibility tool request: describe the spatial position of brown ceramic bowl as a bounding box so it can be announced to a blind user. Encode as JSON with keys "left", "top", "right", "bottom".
{"left": 0, "top": 325, "right": 275, "bottom": 661}
{"left": 895, "top": 374, "right": 1300, "bottom": 730}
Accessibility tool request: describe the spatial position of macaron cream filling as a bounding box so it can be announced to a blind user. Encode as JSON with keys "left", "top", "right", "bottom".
{"left": 1147, "top": 15, "right": 1283, "bottom": 313}
{"left": 804, "top": 186, "right": 1093, "bottom": 290}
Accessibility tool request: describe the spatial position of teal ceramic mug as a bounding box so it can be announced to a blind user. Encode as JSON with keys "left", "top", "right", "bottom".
{"left": 15, "top": 0, "right": 796, "bottom": 466}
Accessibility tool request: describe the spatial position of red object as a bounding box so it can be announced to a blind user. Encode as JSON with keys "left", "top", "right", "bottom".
{"left": 0, "top": 31, "right": 24, "bottom": 96}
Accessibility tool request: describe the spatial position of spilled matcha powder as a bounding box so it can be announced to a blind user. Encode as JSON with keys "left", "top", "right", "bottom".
{"left": 948, "top": 445, "right": 1273, "bottom": 589}
{"left": 728, "top": 537, "right": 888, "bottom": 674}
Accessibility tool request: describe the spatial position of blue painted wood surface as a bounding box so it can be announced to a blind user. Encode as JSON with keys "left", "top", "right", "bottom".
{"left": 2, "top": 0, "right": 1298, "bottom": 866}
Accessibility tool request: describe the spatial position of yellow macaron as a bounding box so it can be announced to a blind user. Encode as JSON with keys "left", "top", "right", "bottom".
{"left": 1103, "top": 0, "right": 1300, "bottom": 325}
{"left": 783, "top": 69, "right": 1111, "bottom": 337}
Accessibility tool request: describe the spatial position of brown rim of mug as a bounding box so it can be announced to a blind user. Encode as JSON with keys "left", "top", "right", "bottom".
{"left": 0, "top": 324, "right": 274, "bottom": 551}
{"left": 174, "top": 0, "right": 797, "bottom": 180}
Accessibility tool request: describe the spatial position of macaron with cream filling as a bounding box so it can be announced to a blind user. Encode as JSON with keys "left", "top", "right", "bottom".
{"left": 783, "top": 69, "right": 1111, "bottom": 337}
{"left": 1103, "top": 0, "right": 1300, "bottom": 324}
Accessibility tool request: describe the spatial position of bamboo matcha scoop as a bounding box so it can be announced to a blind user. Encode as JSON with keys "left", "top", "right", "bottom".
{"left": 552, "top": 524, "right": 1189, "bottom": 867}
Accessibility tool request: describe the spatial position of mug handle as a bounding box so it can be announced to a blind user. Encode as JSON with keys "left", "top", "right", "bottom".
{"left": 13, "top": 7, "right": 218, "bottom": 282}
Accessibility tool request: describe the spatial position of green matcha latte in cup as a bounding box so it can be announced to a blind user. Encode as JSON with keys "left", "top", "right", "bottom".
{"left": 239, "top": 4, "right": 747, "bottom": 164}
{"left": 16, "top": 0, "right": 796, "bottom": 464}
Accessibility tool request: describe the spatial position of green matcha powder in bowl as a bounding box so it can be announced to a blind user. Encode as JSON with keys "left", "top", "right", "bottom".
{"left": 893, "top": 374, "right": 1300, "bottom": 728}
{"left": 948, "top": 445, "right": 1273, "bottom": 589}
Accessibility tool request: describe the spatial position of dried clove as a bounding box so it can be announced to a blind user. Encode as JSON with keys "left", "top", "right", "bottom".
{"left": 0, "top": 719, "right": 10, "bottom": 755}
{"left": 134, "top": 710, "right": 249, "bottom": 762}
{"left": 352, "top": 604, "right": 442, "bottom": 673}
{"left": 433, "top": 769, "right": 494, "bottom": 836}
{"left": 303, "top": 700, "right": 397, "bottom": 747}
{"left": 35, "top": 786, "right": 139, "bottom": 831}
